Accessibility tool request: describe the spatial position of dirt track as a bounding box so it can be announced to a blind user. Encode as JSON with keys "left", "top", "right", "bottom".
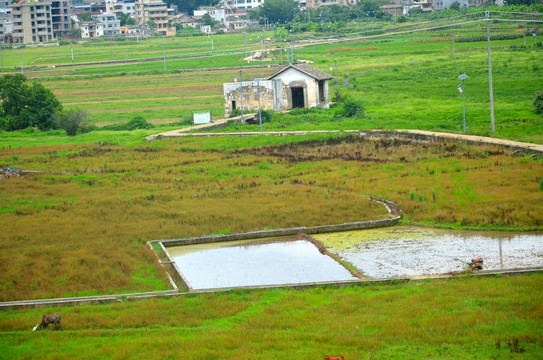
{"left": 146, "top": 121, "right": 543, "bottom": 155}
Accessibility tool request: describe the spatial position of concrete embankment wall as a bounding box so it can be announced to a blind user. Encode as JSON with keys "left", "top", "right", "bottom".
{"left": 364, "top": 130, "right": 543, "bottom": 156}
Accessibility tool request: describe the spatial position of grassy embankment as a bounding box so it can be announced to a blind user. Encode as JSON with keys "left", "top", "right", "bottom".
{"left": 1, "top": 273, "right": 542, "bottom": 359}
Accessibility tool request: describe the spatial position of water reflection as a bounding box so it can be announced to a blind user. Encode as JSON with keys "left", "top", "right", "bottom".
{"left": 167, "top": 238, "right": 358, "bottom": 290}
{"left": 315, "top": 228, "right": 543, "bottom": 278}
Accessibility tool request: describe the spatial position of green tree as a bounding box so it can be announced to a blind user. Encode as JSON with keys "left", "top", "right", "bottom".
{"left": 274, "top": 27, "right": 287, "bottom": 41}
{"left": 118, "top": 13, "right": 136, "bottom": 26}
{"left": 0, "top": 75, "right": 62, "bottom": 131}
{"left": 449, "top": 1, "right": 461, "bottom": 11}
{"left": 260, "top": 0, "right": 299, "bottom": 24}
{"left": 0, "top": 74, "right": 27, "bottom": 119}
{"left": 409, "top": 7, "right": 423, "bottom": 16}
{"left": 78, "top": 12, "right": 93, "bottom": 22}
{"left": 202, "top": 13, "right": 215, "bottom": 26}
{"left": 165, "top": 0, "right": 218, "bottom": 15}
{"left": 55, "top": 109, "right": 89, "bottom": 136}
{"left": 66, "top": 27, "right": 82, "bottom": 37}
{"left": 22, "top": 82, "right": 63, "bottom": 130}
{"left": 147, "top": 20, "right": 157, "bottom": 30}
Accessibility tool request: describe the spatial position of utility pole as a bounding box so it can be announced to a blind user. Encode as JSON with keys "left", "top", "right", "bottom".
{"left": 163, "top": 43, "right": 166, "bottom": 71}
{"left": 239, "top": 70, "right": 244, "bottom": 123}
{"left": 485, "top": 11, "right": 495, "bottom": 133}
{"left": 71, "top": 42, "right": 74, "bottom": 65}
{"left": 452, "top": 29, "right": 455, "bottom": 59}
{"left": 334, "top": 59, "right": 339, "bottom": 102}
{"left": 458, "top": 74, "right": 468, "bottom": 134}
{"left": 523, "top": 11, "right": 526, "bottom": 46}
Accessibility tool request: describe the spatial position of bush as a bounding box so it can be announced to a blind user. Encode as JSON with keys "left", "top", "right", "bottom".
{"left": 55, "top": 109, "right": 89, "bottom": 136}
{"left": 229, "top": 108, "right": 241, "bottom": 118}
{"left": 100, "top": 116, "right": 154, "bottom": 131}
{"left": 534, "top": 91, "right": 543, "bottom": 115}
{"left": 336, "top": 97, "right": 365, "bottom": 118}
{"left": 259, "top": 110, "right": 273, "bottom": 123}
{"left": 125, "top": 116, "right": 153, "bottom": 130}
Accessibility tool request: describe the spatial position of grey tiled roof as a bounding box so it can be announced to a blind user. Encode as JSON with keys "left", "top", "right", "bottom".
{"left": 269, "top": 63, "right": 334, "bottom": 81}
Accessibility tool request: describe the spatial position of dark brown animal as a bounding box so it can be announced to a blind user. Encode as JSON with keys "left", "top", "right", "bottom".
{"left": 324, "top": 356, "right": 345, "bottom": 360}
{"left": 39, "top": 313, "right": 61, "bottom": 330}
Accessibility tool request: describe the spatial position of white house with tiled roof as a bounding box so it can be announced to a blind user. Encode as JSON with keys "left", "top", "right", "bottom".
{"left": 223, "top": 63, "right": 333, "bottom": 116}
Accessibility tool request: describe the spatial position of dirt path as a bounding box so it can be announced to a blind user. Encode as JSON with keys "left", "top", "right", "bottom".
{"left": 146, "top": 123, "right": 543, "bottom": 154}
{"left": 63, "top": 95, "right": 217, "bottom": 106}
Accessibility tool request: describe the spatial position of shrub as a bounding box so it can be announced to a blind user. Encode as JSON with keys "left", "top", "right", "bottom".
{"left": 125, "top": 116, "right": 153, "bottom": 130}
{"left": 336, "top": 96, "right": 365, "bottom": 118}
{"left": 229, "top": 108, "right": 241, "bottom": 118}
{"left": 99, "top": 116, "right": 153, "bottom": 131}
{"left": 534, "top": 91, "right": 543, "bottom": 115}
{"left": 55, "top": 109, "right": 89, "bottom": 136}
{"left": 259, "top": 110, "right": 273, "bottom": 123}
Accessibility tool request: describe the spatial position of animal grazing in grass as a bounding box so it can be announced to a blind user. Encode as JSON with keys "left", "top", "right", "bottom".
{"left": 324, "top": 356, "right": 345, "bottom": 360}
{"left": 38, "top": 313, "right": 62, "bottom": 330}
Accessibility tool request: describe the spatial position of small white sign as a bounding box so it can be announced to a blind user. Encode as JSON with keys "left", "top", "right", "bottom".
{"left": 193, "top": 111, "right": 211, "bottom": 124}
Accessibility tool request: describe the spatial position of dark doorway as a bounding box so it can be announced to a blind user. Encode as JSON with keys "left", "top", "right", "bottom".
{"left": 231, "top": 100, "right": 236, "bottom": 110}
{"left": 291, "top": 87, "right": 304, "bottom": 108}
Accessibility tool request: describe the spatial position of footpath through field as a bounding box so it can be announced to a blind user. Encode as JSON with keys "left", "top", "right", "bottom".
{"left": 146, "top": 120, "right": 543, "bottom": 154}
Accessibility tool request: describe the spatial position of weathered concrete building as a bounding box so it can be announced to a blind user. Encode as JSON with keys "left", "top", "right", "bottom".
{"left": 223, "top": 63, "right": 333, "bottom": 117}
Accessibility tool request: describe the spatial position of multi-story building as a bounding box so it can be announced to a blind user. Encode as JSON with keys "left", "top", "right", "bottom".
{"left": 93, "top": 13, "right": 120, "bottom": 35}
{"left": 434, "top": 0, "right": 489, "bottom": 11}
{"left": 305, "top": 0, "right": 358, "bottom": 8}
{"left": 230, "top": 0, "right": 263, "bottom": 9}
{"left": 0, "top": 15, "right": 13, "bottom": 43}
{"left": 134, "top": 0, "right": 170, "bottom": 35}
{"left": 79, "top": 20, "right": 104, "bottom": 37}
{"left": 91, "top": 3, "right": 107, "bottom": 14}
{"left": 106, "top": 0, "right": 125, "bottom": 15}
{"left": 9, "top": 1, "right": 53, "bottom": 43}
{"left": 50, "top": 0, "right": 71, "bottom": 38}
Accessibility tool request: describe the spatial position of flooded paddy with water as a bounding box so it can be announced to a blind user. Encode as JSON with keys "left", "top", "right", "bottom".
{"left": 166, "top": 236, "right": 358, "bottom": 290}
{"left": 315, "top": 227, "right": 543, "bottom": 278}
{"left": 165, "top": 227, "right": 543, "bottom": 291}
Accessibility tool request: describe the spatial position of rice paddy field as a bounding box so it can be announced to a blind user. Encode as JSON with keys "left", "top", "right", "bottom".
{"left": 0, "top": 11, "right": 542, "bottom": 359}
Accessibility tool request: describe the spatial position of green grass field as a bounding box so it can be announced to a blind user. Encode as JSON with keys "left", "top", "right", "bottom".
{"left": 1, "top": 274, "right": 542, "bottom": 359}
{"left": 1, "top": 16, "right": 537, "bottom": 142}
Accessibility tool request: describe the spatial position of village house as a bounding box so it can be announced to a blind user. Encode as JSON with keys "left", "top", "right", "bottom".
{"left": 223, "top": 63, "right": 333, "bottom": 117}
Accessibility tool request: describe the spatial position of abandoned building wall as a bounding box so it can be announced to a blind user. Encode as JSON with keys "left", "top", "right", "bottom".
{"left": 271, "top": 68, "right": 319, "bottom": 108}
{"left": 223, "top": 80, "right": 283, "bottom": 116}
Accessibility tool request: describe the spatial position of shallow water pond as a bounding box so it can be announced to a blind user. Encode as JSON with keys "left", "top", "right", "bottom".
{"left": 166, "top": 236, "right": 358, "bottom": 290}
{"left": 314, "top": 227, "right": 543, "bottom": 278}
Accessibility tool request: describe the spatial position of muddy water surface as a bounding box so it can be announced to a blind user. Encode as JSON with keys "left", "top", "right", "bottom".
{"left": 167, "top": 237, "right": 358, "bottom": 290}
{"left": 315, "top": 227, "right": 543, "bottom": 278}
